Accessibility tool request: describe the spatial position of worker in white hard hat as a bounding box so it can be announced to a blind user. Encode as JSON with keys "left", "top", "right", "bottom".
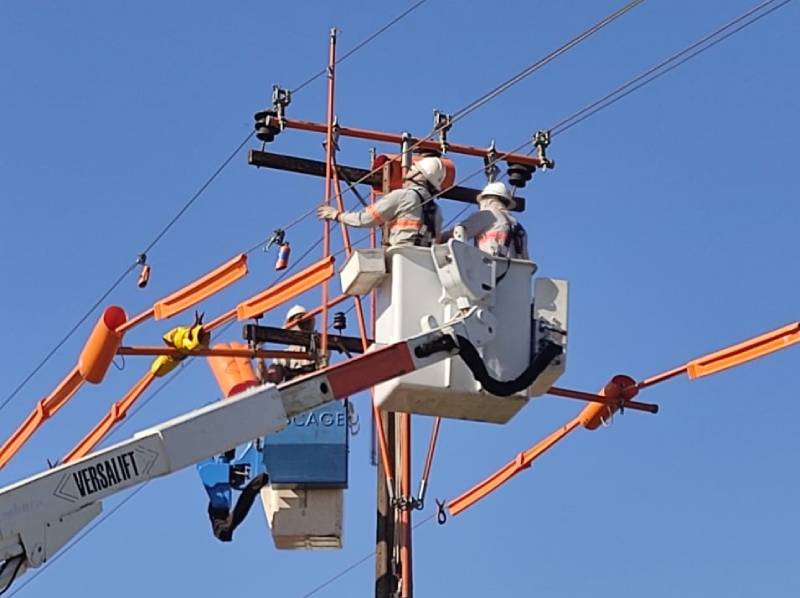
{"left": 317, "top": 156, "right": 445, "bottom": 247}
{"left": 448, "top": 181, "right": 529, "bottom": 259}
{"left": 261, "top": 304, "right": 318, "bottom": 383}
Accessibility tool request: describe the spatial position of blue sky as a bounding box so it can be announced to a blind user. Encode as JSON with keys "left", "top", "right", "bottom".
{"left": 1, "top": 1, "right": 798, "bottom": 596}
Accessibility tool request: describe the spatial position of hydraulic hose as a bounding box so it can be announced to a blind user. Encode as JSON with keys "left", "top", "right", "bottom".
{"left": 455, "top": 336, "right": 562, "bottom": 396}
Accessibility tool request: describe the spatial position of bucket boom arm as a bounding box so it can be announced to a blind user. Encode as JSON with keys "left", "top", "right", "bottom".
{"left": 0, "top": 309, "right": 485, "bottom": 592}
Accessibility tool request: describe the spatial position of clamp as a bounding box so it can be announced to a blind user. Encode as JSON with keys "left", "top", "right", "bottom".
{"left": 433, "top": 110, "right": 453, "bottom": 154}
{"left": 533, "top": 129, "right": 555, "bottom": 170}
{"left": 484, "top": 140, "right": 499, "bottom": 182}
{"left": 271, "top": 85, "right": 292, "bottom": 130}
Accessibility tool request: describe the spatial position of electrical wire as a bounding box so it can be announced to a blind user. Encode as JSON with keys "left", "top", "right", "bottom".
{"left": 299, "top": 514, "right": 436, "bottom": 598}
{"left": 301, "top": 0, "right": 646, "bottom": 228}
{"left": 0, "top": 0, "right": 426, "bottom": 420}
{"left": 450, "top": 0, "right": 644, "bottom": 123}
{"left": 291, "top": 0, "right": 429, "bottom": 94}
{"left": 0, "top": 262, "right": 137, "bottom": 415}
{"left": 551, "top": 0, "right": 792, "bottom": 136}
{"left": 8, "top": 1, "right": 790, "bottom": 593}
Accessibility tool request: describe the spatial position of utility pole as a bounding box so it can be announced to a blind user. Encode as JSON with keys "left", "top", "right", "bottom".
{"left": 375, "top": 411, "right": 397, "bottom": 597}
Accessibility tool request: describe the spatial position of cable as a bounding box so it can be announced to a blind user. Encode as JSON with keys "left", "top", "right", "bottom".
{"left": 0, "top": 262, "right": 137, "bottom": 415}
{"left": 551, "top": 0, "right": 791, "bottom": 136}
{"left": 0, "top": 129, "right": 254, "bottom": 418}
{"left": 293, "top": 0, "right": 646, "bottom": 234}
{"left": 300, "top": 513, "right": 435, "bottom": 598}
{"left": 451, "top": 0, "right": 645, "bottom": 123}
{"left": 0, "top": 0, "right": 418, "bottom": 418}
{"left": 291, "top": 0, "right": 429, "bottom": 94}
{"left": 140, "top": 131, "right": 255, "bottom": 256}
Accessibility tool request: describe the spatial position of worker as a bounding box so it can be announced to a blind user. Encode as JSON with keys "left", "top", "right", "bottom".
{"left": 261, "top": 304, "right": 318, "bottom": 383}
{"left": 448, "top": 181, "right": 529, "bottom": 259}
{"left": 316, "top": 156, "right": 446, "bottom": 247}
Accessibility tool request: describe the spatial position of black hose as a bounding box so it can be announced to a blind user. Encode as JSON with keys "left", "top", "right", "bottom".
{"left": 455, "top": 335, "right": 562, "bottom": 397}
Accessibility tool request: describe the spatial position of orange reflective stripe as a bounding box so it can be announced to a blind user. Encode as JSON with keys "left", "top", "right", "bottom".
{"left": 390, "top": 218, "right": 422, "bottom": 231}
{"left": 367, "top": 204, "right": 385, "bottom": 225}
{"left": 478, "top": 230, "right": 508, "bottom": 242}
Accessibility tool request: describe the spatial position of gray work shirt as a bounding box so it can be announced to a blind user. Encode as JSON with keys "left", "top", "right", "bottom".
{"left": 337, "top": 184, "right": 442, "bottom": 247}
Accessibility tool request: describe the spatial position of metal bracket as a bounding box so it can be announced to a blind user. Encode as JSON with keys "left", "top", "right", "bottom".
{"left": 484, "top": 140, "right": 499, "bottom": 182}
{"left": 392, "top": 495, "right": 423, "bottom": 512}
{"left": 264, "top": 228, "right": 286, "bottom": 252}
{"left": 533, "top": 129, "right": 554, "bottom": 170}
{"left": 271, "top": 85, "right": 292, "bottom": 130}
{"left": 433, "top": 110, "right": 453, "bottom": 154}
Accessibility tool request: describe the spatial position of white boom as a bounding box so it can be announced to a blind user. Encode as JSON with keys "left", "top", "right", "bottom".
{"left": 0, "top": 309, "right": 488, "bottom": 592}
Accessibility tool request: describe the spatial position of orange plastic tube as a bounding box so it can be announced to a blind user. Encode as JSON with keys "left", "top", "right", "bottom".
{"left": 0, "top": 366, "right": 84, "bottom": 469}
{"left": 207, "top": 342, "right": 259, "bottom": 398}
{"left": 236, "top": 256, "right": 335, "bottom": 321}
{"left": 447, "top": 417, "right": 581, "bottom": 517}
{"left": 640, "top": 321, "right": 800, "bottom": 388}
{"left": 153, "top": 254, "right": 248, "bottom": 320}
{"left": 78, "top": 306, "right": 128, "bottom": 384}
{"left": 686, "top": 321, "right": 800, "bottom": 379}
{"left": 579, "top": 374, "right": 638, "bottom": 431}
{"left": 63, "top": 371, "right": 156, "bottom": 463}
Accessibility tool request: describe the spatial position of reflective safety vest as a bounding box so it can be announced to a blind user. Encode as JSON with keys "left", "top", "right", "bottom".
{"left": 457, "top": 204, "right": 529, "bottom": 259}
{"left": 338, "top": 185, "right": 442, "bottom": 247}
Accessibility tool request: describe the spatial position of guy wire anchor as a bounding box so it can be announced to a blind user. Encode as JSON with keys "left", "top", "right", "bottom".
{"left": 484, "top": 140, "right": 499, "bottom": 182}
{"left": 271, "top": 85, "right": 292, "bottom": 130}
{"left": 433, "top": 110, "right": 453, "bottom": 154}
{"left": 533, "top": 129, "right": 555, "bottom": 170}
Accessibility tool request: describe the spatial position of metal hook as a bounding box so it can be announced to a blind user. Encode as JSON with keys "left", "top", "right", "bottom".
{"left": 435, "top": 499, "right": 447, "bottom": 525}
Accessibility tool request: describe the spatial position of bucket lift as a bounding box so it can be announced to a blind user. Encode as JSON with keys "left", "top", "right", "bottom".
{"left": 205, "top": 334, "right": 350, "bottom": 550}
{"left": 341, "top": 240, "right": 568, "bottom": 423}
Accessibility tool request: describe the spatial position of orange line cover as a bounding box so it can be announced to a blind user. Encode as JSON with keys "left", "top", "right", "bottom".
{"left": 236, "top": 256, "right": 335, "bottom": 321}
{"left": 154, "top": 254, "right": 248, "bottom": 320}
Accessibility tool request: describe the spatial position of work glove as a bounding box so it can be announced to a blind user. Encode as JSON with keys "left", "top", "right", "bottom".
{"left": 317, "top": 205, "right": 340, "bottom": 221}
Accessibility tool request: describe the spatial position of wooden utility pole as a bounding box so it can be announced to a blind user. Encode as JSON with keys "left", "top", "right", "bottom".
{"left": 375, "top": 411, "right": 397, "bottom": 597}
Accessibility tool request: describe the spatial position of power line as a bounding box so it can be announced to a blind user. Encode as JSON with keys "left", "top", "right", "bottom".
{"left": 451, "top": 0, "right": 645, "bottom": 123}
{"left": 0, "top": 1, "right": 429, "bottom": 419}
{"left": 291, "top": 0, "right": 429, "bottom": 94}
{"left": 551, "top": 0, "right": 792, "bottom": 136}
{"left": 0, "top": 262, "right": 137, "bottom": 414}
{"left": 309, "top": 0, "right": 647, "bottom": 226}
{"left": 300, "top": 514, "right": 436, "bottom": 598}
{"left": 9, "top": 0, "right": 789, "bottom": 592}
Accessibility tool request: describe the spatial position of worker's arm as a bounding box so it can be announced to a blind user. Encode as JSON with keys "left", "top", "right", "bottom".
{"left": 338, "top": 191, "right": 402, "bottom": 228}
{"left": 320, "top": 190, "right": 402, "bottom": 228}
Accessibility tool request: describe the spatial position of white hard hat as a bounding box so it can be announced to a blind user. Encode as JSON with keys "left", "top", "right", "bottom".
{"left": 478, "top": 181, "right": 516, "bottom": 210}
{"left": 285, "top": 304, "right": 307, "bottom": 323}
{"left": 409, "top": 156, "right": 446, "bottom": 191}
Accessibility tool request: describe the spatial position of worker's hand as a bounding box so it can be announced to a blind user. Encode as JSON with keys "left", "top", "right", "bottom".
{"left": 453, "top": 225, "right": 467, "bottom": 242}
{"left": 317, "top": 205, "right": 340, "bottom": 221}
